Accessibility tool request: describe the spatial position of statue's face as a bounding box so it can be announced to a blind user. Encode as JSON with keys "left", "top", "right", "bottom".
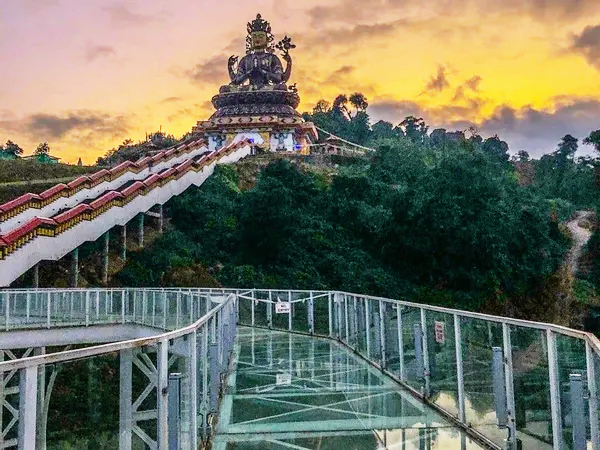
{"left": 251, "top": 31, "right": 268, "bottom": 50}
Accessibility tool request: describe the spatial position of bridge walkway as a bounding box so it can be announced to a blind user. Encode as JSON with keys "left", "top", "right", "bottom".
{"left": 214, "top": 327, "right": 483, "bottom": 449}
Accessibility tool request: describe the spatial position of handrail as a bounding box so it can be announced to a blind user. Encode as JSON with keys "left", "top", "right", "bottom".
{"left": 1, "top": 287, "right": 598, "bottom": 360}
{"left": 0, "top": 140, "right": 249, "bottom": 261}
{"left": 0, "top": 292, "right": 234, "bottom": 372}
{"left": 0, "top": 138, "right": 208, "bottom": 223}
{"left": 334, "top": 290, "right": 600, "bottom": 355}
{"left": 0, "top": 287, "right": 598, "bottom": 449}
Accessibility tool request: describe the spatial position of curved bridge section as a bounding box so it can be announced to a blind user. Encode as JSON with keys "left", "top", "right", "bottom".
{"left": 0, "top": 288, "right": 598, "bottom": 449}
{"left": 0, "top": 140, "right": 253, "bottom": 287}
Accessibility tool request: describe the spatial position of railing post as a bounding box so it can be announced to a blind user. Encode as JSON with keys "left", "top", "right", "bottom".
{"left": 420, "top": 309, "right": 431, "bottom": 397}
{"left": 379, "top": 300, "right": 386, "bottom": 369}
{"left": 266, "top": 291, "right": 272, "bottom": 329}
{"left": 350, "top": 296, "right": 357, "bottom": 348}
{"left": 18, "top": 366, "right": 38, "bottom": 450}
{"left": 308, "top": 291, "right": 314, "bottom": 335}
{"left": 586, "top": 342, "right": 599, "bottom": 450}
{"left": 176, "top": 293, "right": 181, "bottom": 329}
{"left": 121, "top": 292, "right": 126, "bottom": 325}
{"left": 162, "top": 291, "right": 167, "bottom": 329}
{"left": 85, "top": 291, "right": 89, "bottom": 327}
{"left": 47, "top": 292, "right": 51, "bottom": 329}
{"left": 4, "top": 292, "right": 9, "bottom": 331}
{"left": 131, "top": 290, "right": 136, "bottom": 323}
{"left": 288, "top": 291, "right": 292, "bottom": 331}
{"left": 152, "top": 291, "right": 156, "bottom": 327}
{"left": 209, "top": 340, "right": 219, "bottom": 413}
{"left": 454, "top": 314, "right": 466, "bottom": 423}
{"left": 328, "top": 292, "right": 333, "bottom": 338}
{"left": 502, "top": 323, "right": 517, "bottom": 449}
{"left": 251, "top": 290, "right": 255, "bottom": 327}
{"left": 365, "top": 299, "right": 371, "bottom": 357}
{"left": 547, "top": 330, "right": 564, "bottom": 450}
{"left": 344, "top": 295, "right": 349, "bottom": 343}
{"left": 141, "top": 291, "right": 146, "bottom": 325}
{"left": 397, "top": 304, "right": 405, "bottom": 380}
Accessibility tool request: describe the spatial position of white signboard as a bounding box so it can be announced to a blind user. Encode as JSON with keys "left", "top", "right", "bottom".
{"left": 434, "top": 321, "right": 446, "bottom": 344}
{"left": 276, "top": 373, "right": 292, "bottom": 386}
{"left": 275, "top": 302, "right": 291, "bottom": 314}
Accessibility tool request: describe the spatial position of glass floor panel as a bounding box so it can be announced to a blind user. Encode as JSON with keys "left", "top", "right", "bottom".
{"left": 214, "top": 328, "right": 485, "bottom": 449}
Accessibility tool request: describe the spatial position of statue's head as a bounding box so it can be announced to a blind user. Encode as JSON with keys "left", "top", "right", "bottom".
{"left": 250, "top": 31, "right": 268, "bottom": 50}
{"left": 247, "top": 14, "right": 273, "bottom": 52}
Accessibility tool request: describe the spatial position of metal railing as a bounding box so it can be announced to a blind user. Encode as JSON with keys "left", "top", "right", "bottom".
{"left": 0, "top": 288, "right": 236, "bottom": 450}
{"left": 234, "top": 289, "right": 600, "bottom": 450}
{"left": 0, "top": 287, "right": 598, "bottom": 449}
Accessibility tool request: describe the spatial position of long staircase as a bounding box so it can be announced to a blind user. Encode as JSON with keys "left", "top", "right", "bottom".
{"left": 0, "top": 139, "right": 253, "bottom": 287}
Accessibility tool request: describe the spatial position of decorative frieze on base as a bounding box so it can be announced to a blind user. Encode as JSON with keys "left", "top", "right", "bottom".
{"left": 194, "top": 115, "right": 317, "bottom": 154}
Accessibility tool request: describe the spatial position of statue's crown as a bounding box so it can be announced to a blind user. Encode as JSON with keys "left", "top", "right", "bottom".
{"left": 247, "top": 14, "right": 271, "bottom": 34}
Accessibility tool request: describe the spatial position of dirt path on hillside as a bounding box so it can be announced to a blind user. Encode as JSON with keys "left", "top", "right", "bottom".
{"left": 566, "top": 210, "right": 594, "bottom": 275}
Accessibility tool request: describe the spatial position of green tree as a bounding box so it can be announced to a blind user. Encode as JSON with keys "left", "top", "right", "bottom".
{"left": 429, "top": 128, "right": 447, "bottom": 147}
{"left": 4, "top": 140, "right": 23, "bottom": 156}
{"left": 584, "top": 130, "right": 600, "bottom": 152}
{"left": 481, "top": 135, "right": 509, "bottom": 163}
{"left": 399, "top": 116, "right": 428, "bottom": 144}
{"left": 332, "top": 94, "right": 350, "bottom": 118}
{"left": 35, "top": 142, "right": 50, "bottom": 155}
{"left": 371, "top": 121, "right": 397, "bottom": 141}
{"left": 349, "top": 92, "right": 368, "bottom": 115}
{"left": 555, "top": 134, "right": 578, "bottom": 170}
{"left": 312, "top": 99, "right": 331, "bottom": 114}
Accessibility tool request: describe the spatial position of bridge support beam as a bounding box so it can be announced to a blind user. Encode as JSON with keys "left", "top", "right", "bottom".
{"left": 102, "top": 232, "right": 110, "bottom": 284}
{"left": 32, "top": 264, "right": 39, "bottom": 289}
{"left": 70, "top": 248, "right": 79, "bottom": 288}
{"left": 121, "top": 225, "right": 127, "bottom": 262}
{"left": 119, "top": 348, "right": 133, "bottom": 450}
{"left": 137, "top": 214, "right": 144, "bottom": 248}
{"left": 157, "top": 340, "right": 169, "bottom": 449}
{"left": 158, "top": 204, "right": 163, "bottom": 233}
{"left": 18, "top": 366, "right": 38, "bottom": 450}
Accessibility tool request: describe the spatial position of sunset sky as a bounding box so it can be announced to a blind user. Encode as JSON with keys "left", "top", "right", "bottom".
{"left": 1, "top": 0, "right": 599, "bottom": 163}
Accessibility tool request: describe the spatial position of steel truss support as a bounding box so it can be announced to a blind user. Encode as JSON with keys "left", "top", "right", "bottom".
{"left": 0, "top": 348, "right": 38, "bottom": 449}
{"left": 121, "top": 344, "right": 178, "bottom": 449}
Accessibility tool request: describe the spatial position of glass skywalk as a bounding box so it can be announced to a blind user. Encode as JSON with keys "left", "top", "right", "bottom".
{"left": 0, "top": 288, "right": 598, "bottom": 449}
{"left": 213, "top": 328, "right": 484, "bottom": 449}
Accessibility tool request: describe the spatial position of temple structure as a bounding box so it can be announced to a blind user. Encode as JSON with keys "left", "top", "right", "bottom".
{"left": 193, "top": 14, "right": 317, "bottom": 153}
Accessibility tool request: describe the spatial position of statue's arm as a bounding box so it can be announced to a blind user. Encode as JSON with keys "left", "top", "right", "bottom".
{"left": 230, "top": 56, "right": 248, "bottom": 85}
{"left": 282, "top": 53, "right": 292, "bottom": 83}
{"left": 265, "top": 55, "right": 284, "bottom": 84}
{"left": 228, "top": 55, "right": 238, "bottom": 82}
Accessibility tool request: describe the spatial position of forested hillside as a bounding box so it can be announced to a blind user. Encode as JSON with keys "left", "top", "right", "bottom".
{"left": 114, "top": 96, "right": 600, "bottom": 326}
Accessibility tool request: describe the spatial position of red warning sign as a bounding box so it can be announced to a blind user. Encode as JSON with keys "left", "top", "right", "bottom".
{"left": 434, "top": 321, "right": 445, "bottom": 344}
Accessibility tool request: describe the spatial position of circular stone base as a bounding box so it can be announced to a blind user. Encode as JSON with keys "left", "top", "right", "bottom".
{"left": 210, "top": 89, "right": 301, "bottom": 118}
